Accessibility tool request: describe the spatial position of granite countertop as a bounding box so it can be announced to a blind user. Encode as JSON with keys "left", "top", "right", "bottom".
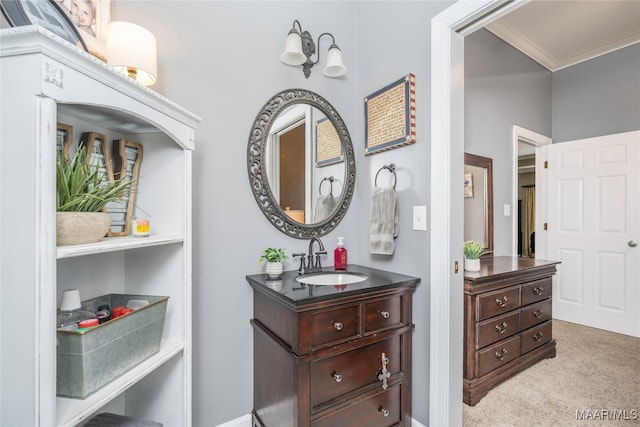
{"left": 246, "top": 264, "right": 420, "bottom": 307}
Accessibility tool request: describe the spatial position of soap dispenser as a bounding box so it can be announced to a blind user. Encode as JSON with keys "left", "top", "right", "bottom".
{"left": 334, "top": 237, "right": 347, "bottom": 270}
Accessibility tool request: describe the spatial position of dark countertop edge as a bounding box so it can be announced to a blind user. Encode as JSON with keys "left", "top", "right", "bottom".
{"left": 246, "top": 264, "right": 420, "bottom": 308}
{"left": 463, "top": 257, "right": 560, "bottom": 287}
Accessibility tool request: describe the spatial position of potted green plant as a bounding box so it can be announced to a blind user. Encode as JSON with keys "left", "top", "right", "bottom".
{"left": 259, "top": 247, "right": 287, "bottom": 279}
{"left": 463, "top": 240, "right": 485, "bottom": 272}
{"left": 56, "top": 147, "right": 132, "bottom": 245}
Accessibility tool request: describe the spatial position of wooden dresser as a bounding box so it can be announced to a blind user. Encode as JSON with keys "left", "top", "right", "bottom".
{"left": 247, "top": 265, "right": 419, "bottom": 427}
{"left": 463, "top": 256, "right": 560, "bottom": 405}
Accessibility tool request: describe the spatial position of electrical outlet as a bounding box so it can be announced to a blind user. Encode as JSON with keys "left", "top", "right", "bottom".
{"left": 413, "top": 206, "right": 427, "bottom": 231}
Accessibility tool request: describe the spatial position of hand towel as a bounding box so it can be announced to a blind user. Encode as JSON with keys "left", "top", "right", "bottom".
{"left": 369, "top": 187, "right": 399, "bottom": 255}
{"left": 314, "top": 193, "right": 337, "bottom": 222}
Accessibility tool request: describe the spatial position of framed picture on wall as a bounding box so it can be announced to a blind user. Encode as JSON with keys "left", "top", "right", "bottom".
{"left": 54, "top": 0, "right": 111, "bottom": 61}
{"left": 464, "top": 173, "right": 474, "bottom": 198}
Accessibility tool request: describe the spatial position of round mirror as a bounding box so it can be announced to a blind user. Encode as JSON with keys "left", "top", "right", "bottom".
{"left": 247, "top": 89, "right": 355, "bottom": 238}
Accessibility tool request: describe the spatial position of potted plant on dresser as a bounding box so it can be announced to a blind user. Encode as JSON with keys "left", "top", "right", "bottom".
{"left": 56, "top": 147, "right": 132, "bottom": 245}
{"left": 259, "top": 247, "right": 287, "bottom": 279}
{"left": 463, "top": 240, "right": 485, "bottom": 272}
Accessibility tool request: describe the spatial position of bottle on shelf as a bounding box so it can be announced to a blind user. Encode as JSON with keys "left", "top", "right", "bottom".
{"left": 334, "top": 237, "right": 347, "bottom": 270}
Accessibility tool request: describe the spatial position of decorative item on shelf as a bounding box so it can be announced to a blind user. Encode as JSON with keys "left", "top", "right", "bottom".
{"left": 56, "top": 0, "right": 112, "bottom": 61}
{"left": 463, "top": 240, "right": 485, "bottom": 272}
{"left": 109, "top": 139, "right": 143, "bottom": 236}
{"left": 280, "top": 19, "right": 346, "bottom": 79}
{"left": 56, "top": 122, "right": 73, "bottom": 160}
{"left": 56, "top": 147, "right": 133, "bottom": 245}
{"left": 106, "top": 21, "right": 157, "bottom": 86}
{"left": 259, "top": 247, "right": 288, "bottom": 279}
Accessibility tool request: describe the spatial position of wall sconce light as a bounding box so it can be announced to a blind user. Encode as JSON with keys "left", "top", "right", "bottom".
{"left": 280, "top": 19, "right": 347, "bottom": 79}
{"left": 107, "top": 21, "right": 158, "bottom": 86}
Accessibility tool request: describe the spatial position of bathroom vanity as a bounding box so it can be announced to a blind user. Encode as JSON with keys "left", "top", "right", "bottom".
{"left": 463, "top": 256, "right": 560, "bottom": 405}
{"left": 247, "top": 265, "right": 419, "bottom": 427}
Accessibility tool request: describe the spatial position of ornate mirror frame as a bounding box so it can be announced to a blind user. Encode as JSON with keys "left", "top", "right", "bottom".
{"left": 247, "top": 89, "right": 356, "bottom": 239}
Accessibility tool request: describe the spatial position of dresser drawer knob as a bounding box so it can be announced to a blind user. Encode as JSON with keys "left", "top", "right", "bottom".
{"left": 378, "top": 352, "right": 391, "bottom": 390}
{"left": 495, "top": 321, "right": 508, "bottom": 334}
{"left": 533, "top": 308, "right": 544, "bottom": 318}
{"left": 381, "top": 311, "right": 390, "bottom": 319}
{"left": 495, "top": 348, "right": 508, "bottom": 360}
{"left": 379, "top": 407, "right": 390, "bottom": 417}
{"left": 495, "top": 296, "right": 509, "bottom": 307}
{"left": 533, "top": 286, "right": 544, "bottom": 295}
{"left": 334, "top": 322, "right": 344, "bottom": 331}
{"left": 533, "top": 332, "right": 544, "bottom": 341}
{"left": 333, "top": 373, "right": 343, "bottom": 383}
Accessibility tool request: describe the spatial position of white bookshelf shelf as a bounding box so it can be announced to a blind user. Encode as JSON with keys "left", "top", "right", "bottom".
{"left": 57, "top": 235, "right": 185, "bottom": 259}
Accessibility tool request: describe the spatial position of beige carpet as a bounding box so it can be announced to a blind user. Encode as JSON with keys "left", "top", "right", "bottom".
{"left": 463, "top": 320, "right": 640, "bottom": 426}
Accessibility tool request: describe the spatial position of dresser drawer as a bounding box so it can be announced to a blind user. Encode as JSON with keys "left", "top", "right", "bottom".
{"left": 521, "top": 320, "right": 552, "bottom": 354}
{"left": 520, "top": 299, "right": 552, "bottom": 330}
{"left": 477, "top": 335, "right": 520, "bottom": 376}
{"left": 310, "top": 335, "right": 400, "bottom": 408}
{"left": 477, "top": 286, "right": 521, "bottom": 320}
{"left": 311, "top": 305, "right": 360, "bottom": 349}
{"left": 312, "top": 384, "right": 401, "bottom": 427}
{"left": 365, "top": 296, "right": 403, "bottom": 333}
{"left": 521, "top": 277, "right": 552, "bottom": 305}
{"left": 476, "top": 311, "right": 520, "bottom": 349}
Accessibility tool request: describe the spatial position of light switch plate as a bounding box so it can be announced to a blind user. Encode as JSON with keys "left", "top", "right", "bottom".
{"left": 504, "top": 204, "right": 511, "bottom": 216}
{"left": 413, "top": 206, "right": 427, "bottom": 231}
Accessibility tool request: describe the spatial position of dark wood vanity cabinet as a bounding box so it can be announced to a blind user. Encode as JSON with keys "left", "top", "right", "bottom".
{"left": 463, "top": 257, "right": 560, "bottom": 406}
{"left": 247, "top": 266, "right": 419, "bottom": 427}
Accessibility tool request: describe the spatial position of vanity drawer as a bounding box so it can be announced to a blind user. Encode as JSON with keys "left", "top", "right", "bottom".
{"left": 310, "top": 335, "right": 400, "bottom": 409}
{"left": 521, "top": 320, "right": 552, "bottom": 354}
{"left": 476, "top": 311, "right": 520, "bottom": 349}
{"left": 312, "top": 384, "right": 401, "bottom": 427}
{"left": 520, "top": 299, "right": 552, "bottom": 330}
{"left": 310, "top": 304, "right": 360, "bottom": 349}
{"left": 477, "top": 286, "right": 521, "bottom": 320}
{"left": 476, "top": 335, "right": 520, "bottom": 377}
{"left": 364, "top": 296, "right": 403, "bottom": 333}
{"left": 521, "top": 277, "right": 552, "bottom": 305}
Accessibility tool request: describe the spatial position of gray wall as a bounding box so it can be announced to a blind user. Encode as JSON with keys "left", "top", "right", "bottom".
{"left": 552, "top": 43, "right": 640, "bottom": 142}
{"left": 111, "top": 2, "right": 451, "bottom": 425}
{"left": 464, "top": 29, "right": 552, "bottom": 256}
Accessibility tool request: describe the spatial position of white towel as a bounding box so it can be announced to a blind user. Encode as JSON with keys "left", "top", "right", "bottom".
{"left": 369, "top": 187, "right": 399, "bottom": 255}
{"left": 314, "top": 193, "right": 337, "bottom": 222}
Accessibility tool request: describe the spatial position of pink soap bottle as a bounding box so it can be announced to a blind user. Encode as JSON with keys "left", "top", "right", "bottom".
{"left": 334, "top": 237, "right": 347, "bottom": 270}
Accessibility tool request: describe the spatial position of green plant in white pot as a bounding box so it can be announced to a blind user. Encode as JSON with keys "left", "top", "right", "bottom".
{"left": 463, "top": 240, "right": 485, "bottom": 272}
{"left": 56, "top": 147, "right": 132, "bottom": 245}
{"left": 259, "top": 247, "right": 287, "bottom": 279}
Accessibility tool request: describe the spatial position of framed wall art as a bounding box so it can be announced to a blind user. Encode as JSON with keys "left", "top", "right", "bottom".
{"left": 464, "top": 173, "right": 474, "bottom": 198}
{"left": 364, "top": 73, "right": 416, "bottom": 155}
{"left": 54, "top": 0, "right": 111, "bottom": 61}
{"left": 315, "top": 117, "right": 343, "bottom": 167}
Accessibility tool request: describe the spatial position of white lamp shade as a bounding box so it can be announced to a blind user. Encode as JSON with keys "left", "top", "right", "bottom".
{"left": 280, "top": 31, "right": 306, "bottom": 66}
{"left": 107, "top": 21, "right": 158, "bottom": 86}
{"left": 323, "top": 45, "right": 347, "bottom": 78}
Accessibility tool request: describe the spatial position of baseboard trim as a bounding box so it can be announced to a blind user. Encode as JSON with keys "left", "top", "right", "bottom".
{"left": 216, "top": 413, "right": 426, "bottom": 427}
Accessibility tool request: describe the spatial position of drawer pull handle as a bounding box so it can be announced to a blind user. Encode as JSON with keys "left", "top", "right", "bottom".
{"left": 334, "top": 322, "right": 344, "bottom": 331}
{"left": 495, "top": 348, "right": 508, "bottom": 360}
{"left": 533, "top": 332, "right": 544, "bottom": 341}
{"left": 378, "top": 352, "right": 391, "bottom": 390}
{"left": 495, "top": 322, "right": 508, "bottom": 334}
{"left": 333, "top": 373, "right": 343, "bottom": 383}
{"left": 379, "top": 407, "right": 390, "bottom": 417}
{"left": 533, "top": 286, "right": 544, "bottom": 295}
{"left": 381, "top": 311, "right": 390, "bottom": 319}
{"left": 495, "top": 296, "right": 509, "bottom": 307}
{"left": 533, "top": 308, "right": 544, "bottom": 318}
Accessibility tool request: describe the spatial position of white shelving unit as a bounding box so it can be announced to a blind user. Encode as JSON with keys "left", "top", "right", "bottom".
{"left": 0, "top": 26, "right": 200, "bottom": 426}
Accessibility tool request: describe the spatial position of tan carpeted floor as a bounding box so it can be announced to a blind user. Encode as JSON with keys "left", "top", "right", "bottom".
{"left": 463, "top": 319, "right": 640, "bottom": 426}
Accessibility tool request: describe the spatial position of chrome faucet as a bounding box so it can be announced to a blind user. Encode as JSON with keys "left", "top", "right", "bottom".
{"left": 293, "top": 237, "right": 327, "bottom": 274}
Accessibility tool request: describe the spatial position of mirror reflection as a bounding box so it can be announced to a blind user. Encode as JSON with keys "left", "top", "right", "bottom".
{"left": 267, "top": 104, "right": 345, "bottom": 224}
{"left": 464, "top": 153, "right": 494, "bottom": 255}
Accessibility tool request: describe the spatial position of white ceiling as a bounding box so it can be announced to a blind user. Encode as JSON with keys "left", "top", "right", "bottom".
{"left": 486, "top": 0, "right": 640, "bottom": 72}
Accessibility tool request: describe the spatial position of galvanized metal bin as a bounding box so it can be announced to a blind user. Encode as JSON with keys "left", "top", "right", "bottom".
{"left": 56, "top": 294, "right": 169, "bottom": 399}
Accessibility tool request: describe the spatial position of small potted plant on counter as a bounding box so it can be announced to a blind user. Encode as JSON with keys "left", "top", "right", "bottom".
{"left": 259, "top": 247, "right": 288, "bottom": 279}
{"left": 463, "top": 240, "right": 485, "bottom": 272}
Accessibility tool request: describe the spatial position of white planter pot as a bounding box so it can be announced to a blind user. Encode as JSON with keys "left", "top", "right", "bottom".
{"left": 464, "top": 258, "right": 481, "bottom": 272}
{"left": 57, "top": 212, "right": 111, "bottom": 245}
{"left": 265, "top": 261, "right": 283, "bottom": 279}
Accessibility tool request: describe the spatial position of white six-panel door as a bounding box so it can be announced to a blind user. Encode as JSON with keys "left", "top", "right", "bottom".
{"left": 548, "top": 131, "right": 639, "bottom": 337}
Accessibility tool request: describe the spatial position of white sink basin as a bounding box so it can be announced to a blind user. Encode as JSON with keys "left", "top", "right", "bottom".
{"left": 296, "top": 272, "right": 367, "bottom": 286}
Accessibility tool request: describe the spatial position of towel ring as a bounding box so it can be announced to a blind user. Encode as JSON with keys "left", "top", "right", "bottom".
{"left": 375, "top": 164, "right": 397, "bottom": 189}
{"left": 319, "top": 176, "right": 334, "bottom": 195}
